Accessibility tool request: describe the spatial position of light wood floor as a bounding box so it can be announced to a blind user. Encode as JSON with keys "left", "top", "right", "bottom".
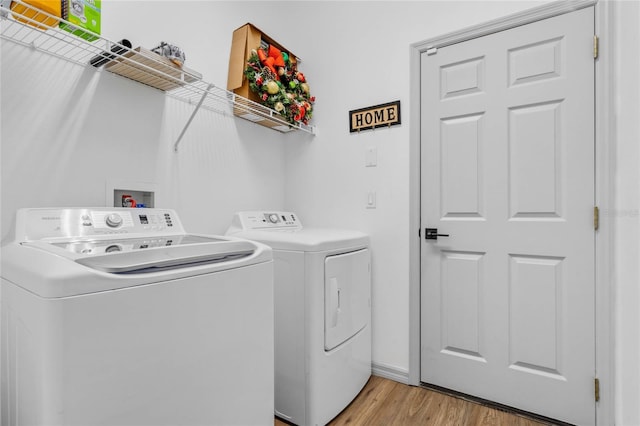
{"left": 274, "top": 375, "right": 556, "bottom": 426}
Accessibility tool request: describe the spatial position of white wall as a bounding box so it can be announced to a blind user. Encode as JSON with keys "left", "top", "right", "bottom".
{"left": 612, "top": 1, "right": 640, "bottom": 424}
{"left": 3, "top": 1, "right": 639, "bottom": 424}
{"left": 1, "top": 1, "right": 292, "bottom": 239}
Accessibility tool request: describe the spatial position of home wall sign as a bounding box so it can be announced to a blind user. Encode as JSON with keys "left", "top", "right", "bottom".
{"left": 349, "top": 100, "right": 401, "bottom": 133}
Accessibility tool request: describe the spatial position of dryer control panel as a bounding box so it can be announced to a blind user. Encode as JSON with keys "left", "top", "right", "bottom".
{"left": 14, "top": 208, "right": 185, "bottom": 242}
{"left": 227, "top": 211, "right": 302, "bottom": 232}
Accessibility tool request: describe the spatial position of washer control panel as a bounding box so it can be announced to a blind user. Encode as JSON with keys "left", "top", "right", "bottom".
{"left": 228, "top": 211, "right": 302, "bottom": 231}
{"left": 17, "top": 208, "right": 184, "bottom": 241}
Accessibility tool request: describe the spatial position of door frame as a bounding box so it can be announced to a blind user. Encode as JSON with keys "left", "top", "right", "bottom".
{"left": 408, "top": 1, "right": 615, "bottom": 424}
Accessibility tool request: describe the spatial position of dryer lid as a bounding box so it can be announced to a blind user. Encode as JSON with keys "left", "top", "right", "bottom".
{"left": 226, "top": 211, "right": 369, "bottom": 252}
{"left": 228, "top": 228, "right": 368, "bottom": 252}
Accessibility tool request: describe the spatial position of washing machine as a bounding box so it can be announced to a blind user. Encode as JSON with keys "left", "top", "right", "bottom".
{"left": 1, "top": 207, "right": 274, "bottom": 426}
{"left": 226, "top": 211, "right": 371, "bottom": 426}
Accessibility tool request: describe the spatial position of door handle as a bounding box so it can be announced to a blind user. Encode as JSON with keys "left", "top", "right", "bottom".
{"left": 425, "top": 228, "right": 449, "bottom": 240}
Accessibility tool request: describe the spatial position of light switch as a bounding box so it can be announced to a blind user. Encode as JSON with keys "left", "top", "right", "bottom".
{"left": 366, "top": 191, "right": 376, "bottom": 209}
{"left": 365, "top": 147, "right": 377, "bottom": 167}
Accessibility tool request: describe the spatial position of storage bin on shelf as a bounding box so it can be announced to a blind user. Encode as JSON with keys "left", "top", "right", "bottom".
{"left": 105, "top": 46, "right": 202, "bottom": 92}
{"left": 227, "top": 23, "right": 302, "bottom": 131}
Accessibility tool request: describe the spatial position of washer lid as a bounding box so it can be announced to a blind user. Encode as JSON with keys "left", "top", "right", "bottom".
{"left": 48, "top": 234, "right": 225, "bottom": 257}
{"left": 1, "top": 235, "right": 272, "bottom": 298}
{"left": 228, "top": 228, "right": 369, "bottom": 252}
{"left": 2, "top": 208, "right": 273, "bottom": 298}
{"left": 72, "top": 239, "right": 256, "bottom": 274}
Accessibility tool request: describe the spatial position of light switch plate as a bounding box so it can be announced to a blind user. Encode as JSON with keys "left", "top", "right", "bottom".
{"left": 366, "top": 191, "right": 376, "bottom": 209}
{"left": 365, "top": 147, "right": 377, "bottom": 167}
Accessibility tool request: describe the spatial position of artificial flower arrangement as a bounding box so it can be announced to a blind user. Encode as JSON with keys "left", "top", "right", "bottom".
{"left": 244, "top": 44, "right": 315, "bottom": 126}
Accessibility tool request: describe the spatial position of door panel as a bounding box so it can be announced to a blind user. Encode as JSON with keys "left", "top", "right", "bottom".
{"left": 441, "top": 114, "right": 485, "bottom": 218}
{"left": 324, "top": 249, "right": 370, "bottom": 351}
{"left": 509, "top": 101, "right": 563, "bottom": 217}
{"left": 508, "top": 254, "right": 564, "bottom": 377}
{"left": 441, "top": 250, "right": 484, "bottom": 359}
{"left": 420, "top": 7, "right": 595, "bottom": 425}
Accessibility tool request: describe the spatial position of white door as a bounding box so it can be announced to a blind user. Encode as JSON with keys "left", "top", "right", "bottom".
{"left": 420, "top": 7, "right": 595, "bottom": 425}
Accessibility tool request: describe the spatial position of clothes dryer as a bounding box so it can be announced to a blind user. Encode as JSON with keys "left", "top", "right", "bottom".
{"left": 226, "top": 211, "right": 371, "bottom": 426}
{"left": 1, "top": 207, "right": 274, "bottom": 426}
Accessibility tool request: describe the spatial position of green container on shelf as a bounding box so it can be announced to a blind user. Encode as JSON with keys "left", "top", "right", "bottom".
{"left": 59, "top": 0, "right": 101, "bottom": 42}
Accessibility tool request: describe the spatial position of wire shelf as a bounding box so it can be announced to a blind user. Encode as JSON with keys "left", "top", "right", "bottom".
{"left": 0, "top": 0, "right": 316, "bottom": 149}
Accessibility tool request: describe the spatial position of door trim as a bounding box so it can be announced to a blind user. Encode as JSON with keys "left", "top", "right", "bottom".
{"left": 408, "top": 1, "right": 614, "bottom": 424}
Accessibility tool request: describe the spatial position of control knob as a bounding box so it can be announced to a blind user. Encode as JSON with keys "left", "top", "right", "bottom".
{"left": 268, "top": 214, "right": 279, "bottom": 224}
{"left": 105, "top": 213, "right": 123, "bottom": 228}
{"left": 105, "top": 244, "right": 122, "bottom": 253}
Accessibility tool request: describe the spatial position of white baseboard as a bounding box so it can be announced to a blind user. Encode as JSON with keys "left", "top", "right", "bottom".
{"left": 372, "top": 362, "right": 410, "bottom": 385}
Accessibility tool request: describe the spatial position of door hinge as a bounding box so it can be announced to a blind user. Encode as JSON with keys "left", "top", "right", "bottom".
{"left": 418, "top": 228, "right": 421, "bottom": 238}
{"left": 594, "top": 377, "right": 600, "bottom": 402}
{"left": 594, "top": 35, "right": 599, "bottom": 59}
{"left": 594, "top": 206, "right": 600, "bottom": 231}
